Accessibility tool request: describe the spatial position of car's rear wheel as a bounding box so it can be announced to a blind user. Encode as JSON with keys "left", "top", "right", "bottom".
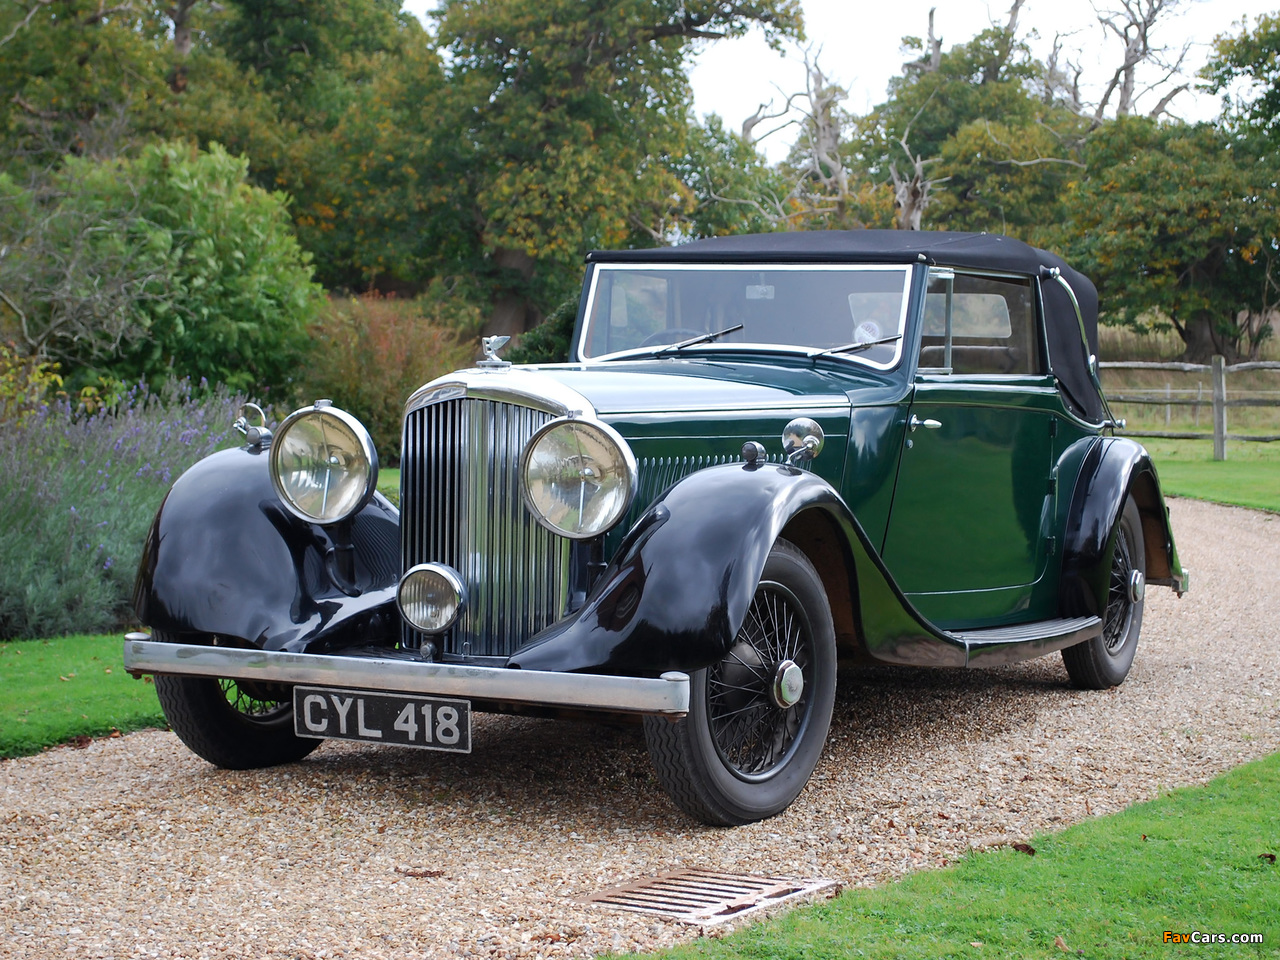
{"left": 152, "top": 631, "right": 320, "bottom": 769}
{"left": 644, "top": 539, "right": 836, "bottom": 825}
{"left": 1062, "top": 496, "right": 1146, "bottom": 690}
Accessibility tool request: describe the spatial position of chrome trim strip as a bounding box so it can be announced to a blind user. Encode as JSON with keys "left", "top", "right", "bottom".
{"left": 604, "top": 401, "right": 851, "bottom": 419}
{"left": 405, "top": 368, "right": 596, "bottom": 420}
{"left": 124, "top": 638, "right": 690, "bottom": 716}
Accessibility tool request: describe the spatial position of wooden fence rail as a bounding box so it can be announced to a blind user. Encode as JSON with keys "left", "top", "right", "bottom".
{"left": 1098, "top": 357, "right": 1280, "bottom": 460}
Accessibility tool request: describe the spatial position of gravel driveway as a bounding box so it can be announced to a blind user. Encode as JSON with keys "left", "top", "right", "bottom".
{"left": 3, "top": 498, "right": 1279, "bottom": 960}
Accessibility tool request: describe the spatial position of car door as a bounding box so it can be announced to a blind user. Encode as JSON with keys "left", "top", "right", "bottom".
{"left": 881, "top": 268, "right": 1058, "bottom": 628}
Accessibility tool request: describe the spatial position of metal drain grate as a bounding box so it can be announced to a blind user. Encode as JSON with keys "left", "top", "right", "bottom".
{"left": 580, "top": 869, "right": 839, "bottom": 926}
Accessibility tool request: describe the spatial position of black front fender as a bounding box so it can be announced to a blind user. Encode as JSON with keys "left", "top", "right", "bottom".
{"left": 507, "top": 460, "right": 967, "bottom": 676}
{"left": 133, "top": 446, "right": 402, "bottom": 652}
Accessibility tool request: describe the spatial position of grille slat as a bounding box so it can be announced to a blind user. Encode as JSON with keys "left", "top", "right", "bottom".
{"left": 402, "top": 398, "right": 567, "bottom": 659}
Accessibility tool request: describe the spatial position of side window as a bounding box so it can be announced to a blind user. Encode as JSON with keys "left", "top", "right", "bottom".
{"left": 920, "top": 271, "right": 1042, "bottom": 375}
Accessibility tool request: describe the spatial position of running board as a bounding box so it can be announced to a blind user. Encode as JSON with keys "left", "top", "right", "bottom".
{"left": 953, "top": 615, "right": 1102, "bottom": 668}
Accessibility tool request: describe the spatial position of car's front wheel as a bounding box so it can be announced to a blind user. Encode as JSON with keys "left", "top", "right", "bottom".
{"left": 152, "top": 632, "right": 320, "bottom": 769}
{"left": 644, "top": 539, "right": 836, "bottom": 825}
{"left": 1062, "top": 495, "right": 1146, "bottom": 689}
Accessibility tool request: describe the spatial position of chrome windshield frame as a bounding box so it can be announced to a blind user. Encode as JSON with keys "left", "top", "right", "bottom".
{"left": 577, "top": 262, "right": 914, "bottom": 371}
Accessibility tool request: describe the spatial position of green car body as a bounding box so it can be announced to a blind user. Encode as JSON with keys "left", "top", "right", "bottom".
{"left": 126, "top": 230, "right": 1187, "bottom": 825}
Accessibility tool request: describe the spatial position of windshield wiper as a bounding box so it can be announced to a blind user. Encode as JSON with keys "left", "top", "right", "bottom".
{"left": 810, "top": 334, "right": 902, "bottom": 358}
{"left": 655, "top": 323, "right": 745, "bottom": 355}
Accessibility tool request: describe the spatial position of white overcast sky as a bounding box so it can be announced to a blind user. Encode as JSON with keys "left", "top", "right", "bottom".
{"left": 403, "top": 0, "right": 1275, "bottom": 161}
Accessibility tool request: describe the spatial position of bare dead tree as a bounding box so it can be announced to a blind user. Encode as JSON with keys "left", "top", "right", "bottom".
{"left": 740, "top": 94, "right": 799, "bottom": 145}
{"left": 793, "top": 58, "right": 851, "bottom": 208}
{"left": 885, "top": 88, "right": 949, "bottom": 231}
{"left": 1091, "top": 0, "right": 1191, "bottom": 121}
{"left": 1042, "top": 32, "right": 1086, "bottom": 111}
{"left": 902, "top": 7, "right": 943, "bottom": 76}
{"left": 980, "top": 0, "right": 1027, "bottom": 85}
{"left": 686, "top": 52, "right": 881, "bottom": 232}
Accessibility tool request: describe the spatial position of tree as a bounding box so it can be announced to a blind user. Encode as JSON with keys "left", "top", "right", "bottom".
{"left": 1202, "top": 13, "right": 1280, "bottom": 150}
{"left": 1055, "top": 118, "right": 1278, "bottom": 362}
{"left": 429, "top": 0, "right": 803, "bottom": 336}
{"left": 928, "top": 117, "right": 1084, "bottom": 237}
{"left": 0, "top": 142, "right": 323, "bottom": 392}
{"left": 0, "top": 0, "right": 170, "bottom": 173}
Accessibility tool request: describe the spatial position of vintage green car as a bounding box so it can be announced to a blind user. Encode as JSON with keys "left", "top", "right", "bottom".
{"left": 125, "top": 230, "right": 1187, "bottom": 825}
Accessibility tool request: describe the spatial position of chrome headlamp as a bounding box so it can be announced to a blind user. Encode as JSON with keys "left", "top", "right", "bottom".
{"left": 520, "top": 417, "right": 636, "bottom": 539}
{"left": 269, "top": 401, "right": 378, "bottom": 524}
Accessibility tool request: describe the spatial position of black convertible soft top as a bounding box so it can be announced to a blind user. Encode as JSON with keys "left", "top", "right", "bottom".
{"left": 588, "top": 230, "right": 1104, "bottom": 422}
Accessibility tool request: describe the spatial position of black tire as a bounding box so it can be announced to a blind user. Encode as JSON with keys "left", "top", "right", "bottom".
{"left": 1062, "top": 496, "right": 1146, "bottom": 690}
{"left": 153, "top": 633, "right": 320, "bottom": 770}
{"left": 644, "top": 539, "right": 836, "bottom": 825}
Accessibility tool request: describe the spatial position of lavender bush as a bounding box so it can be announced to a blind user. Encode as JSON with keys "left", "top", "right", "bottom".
{"left": 0, "top": 379, "right": 243, "bottom": 639}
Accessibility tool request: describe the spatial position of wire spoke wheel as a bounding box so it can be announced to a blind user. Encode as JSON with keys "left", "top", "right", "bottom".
{"left": 644, "top": 539, "right": 836, "bottom": 825}
{"left": 707, "top": 584, "right": 813, "bottom": 779}
{"left": 1102, "top": 524, "right": 1136, "bottom": 652}
{"left": 153, "top": 631, "right": 319, "bottom": 770}
{"left": 216, "top": 678, "right": 293, "bottom": 721}
{"left": 1063, "top": 496, "right": 1146, "bottom": 690}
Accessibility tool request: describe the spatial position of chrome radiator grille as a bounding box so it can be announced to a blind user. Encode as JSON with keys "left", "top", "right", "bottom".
{"left": 401, "top": 398, "right": 569, "bottom": 659}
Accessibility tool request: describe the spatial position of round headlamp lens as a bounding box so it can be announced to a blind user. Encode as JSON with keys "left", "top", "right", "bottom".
{"left": 398, "top": 564, "right": 465, "bottom": 634}
{"left": 270, "top": 404, "right": 377, "bottom": 524}
{"left": 521, "top": 418, "right": 636, "bottom": 539}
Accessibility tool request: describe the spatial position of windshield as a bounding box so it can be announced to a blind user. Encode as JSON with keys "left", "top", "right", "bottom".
{"left": 579, "top": 264, "right": 913, "bottom": 369}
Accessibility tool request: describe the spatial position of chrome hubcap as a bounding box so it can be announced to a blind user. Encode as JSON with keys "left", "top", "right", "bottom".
{"left": 771, "top": 660, "right": 804, "bottom": 708}
{"left": 1129, "top": 569, "right": 1145, "bottom": 604}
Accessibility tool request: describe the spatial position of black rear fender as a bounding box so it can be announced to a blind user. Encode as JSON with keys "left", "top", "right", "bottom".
{"left": 1060, "top": 436, "right": 1186, "bottom": 618}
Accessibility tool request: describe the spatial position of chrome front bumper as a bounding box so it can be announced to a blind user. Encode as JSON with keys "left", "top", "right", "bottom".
{"left": 123, "top": 635, "right": 689, "bottom": 716}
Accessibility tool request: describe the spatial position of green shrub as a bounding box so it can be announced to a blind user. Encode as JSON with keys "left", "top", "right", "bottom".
{"left": 0, "top": 340, "right": 65, "bottom": 423}
{"left": 0, "top": 379, "right": 242, "bottom": 639}
{"left": 507, "top": 297, "right": 579, "bottom": 364}
{"left": 293, "top": 285, "right": 480, "bottom": 462}
{"left": 0, "top": 142, "right": 324, "bottom": 396}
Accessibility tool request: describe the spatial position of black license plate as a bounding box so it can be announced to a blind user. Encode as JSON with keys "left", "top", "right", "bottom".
{"left": 293, "top": 686, "right": 471, "bottom": 753}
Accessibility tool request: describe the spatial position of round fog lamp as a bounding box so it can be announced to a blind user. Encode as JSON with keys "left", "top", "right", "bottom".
{"left": 398, "top": 563, "right": 466, "bottom": 634}
{"left": 520, "top": 418, "right": 637, "bottom": 539}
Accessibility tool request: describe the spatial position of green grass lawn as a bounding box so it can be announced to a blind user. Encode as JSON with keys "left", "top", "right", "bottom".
{"left": 379, "top": 466, "right": 400, "bottom": 506}
{"left": 1139, "top": 437, "right": 1280, "bottom": 514}
{"left": 638, "top": 753, "right": 1280, "bottom": 960}
{"left": 0, "top": 634, "right": 164, "bottom": 759}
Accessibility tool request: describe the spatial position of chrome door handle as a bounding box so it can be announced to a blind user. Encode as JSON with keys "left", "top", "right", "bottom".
{"left": 909, "top": 415, "right": 942, "bottom": 432}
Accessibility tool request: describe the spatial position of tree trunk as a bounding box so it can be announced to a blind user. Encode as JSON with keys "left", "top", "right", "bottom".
{"left": 169, "top": 0, "right": 199, "bottom": 58}
{"left": 483, "top": 247, "right": 541, "bottom": 339}
{"left": 1178, "top": 312, "right": 1238, "bottom": 364}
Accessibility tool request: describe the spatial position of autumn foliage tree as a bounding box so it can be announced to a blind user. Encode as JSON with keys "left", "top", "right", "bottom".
{"left": 1054, "top": 118, "right": 1277, "bottom": 363}
{"left": 428, "top": 0, "right": 803, "bottom": 336}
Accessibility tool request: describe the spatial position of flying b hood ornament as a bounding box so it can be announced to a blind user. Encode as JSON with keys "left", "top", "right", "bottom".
{"left": 476, "top": 335, "right": 512, "bottom": 369}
